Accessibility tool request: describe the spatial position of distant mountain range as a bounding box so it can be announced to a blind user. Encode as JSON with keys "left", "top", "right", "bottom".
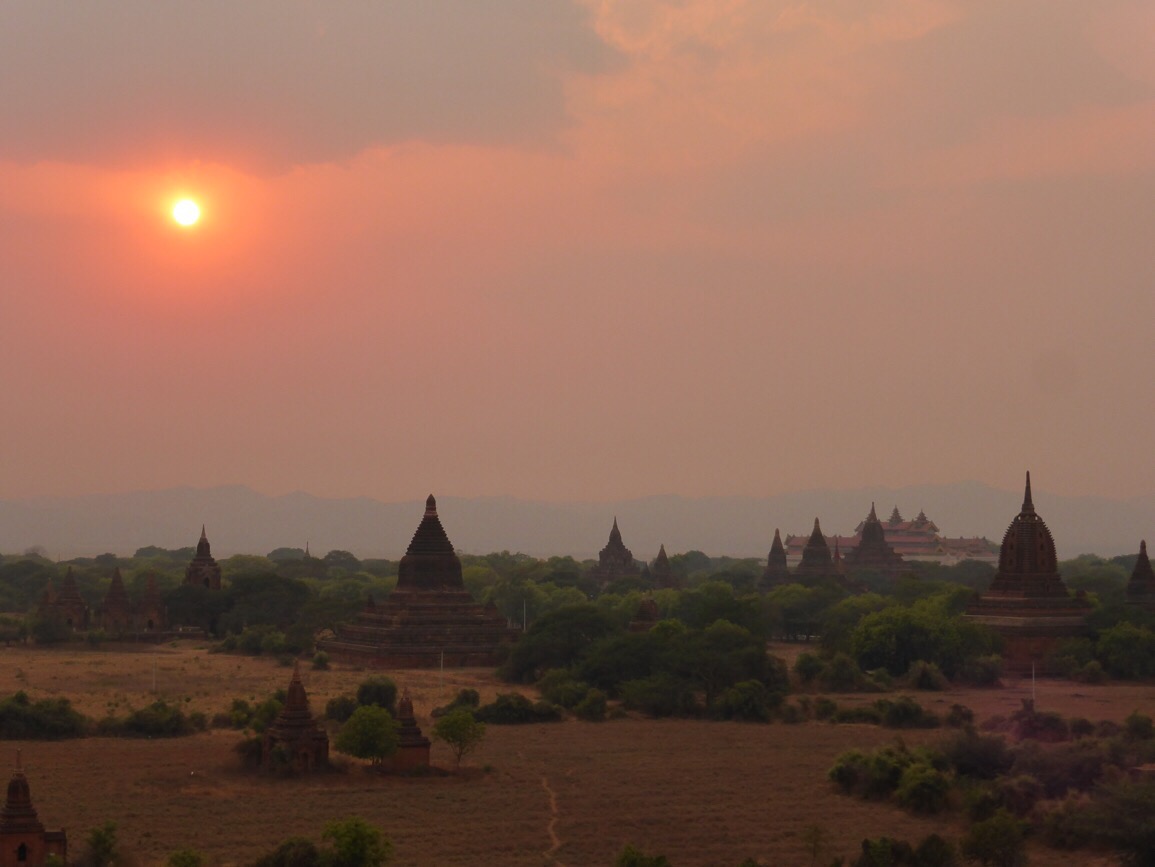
{"left": 1, "top": 482, "right": 1152, "bottom": 561}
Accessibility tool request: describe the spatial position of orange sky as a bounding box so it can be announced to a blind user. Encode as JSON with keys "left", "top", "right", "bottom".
{"left": 1, "top": 1, "right": 1153, "bottom": 502}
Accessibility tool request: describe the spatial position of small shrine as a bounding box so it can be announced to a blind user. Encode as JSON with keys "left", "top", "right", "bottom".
{"left": 650, "top": 545, "right": 678, "bottom": 589}
{"left": 762, "top": 529, "right": 791, "bottom": 588}
{"left": 185, "top": 526, "right": 222, "bottom": 590}
{"left": 95, "top": 568, "right": 134, "bottom": 633}
{"left": 262, "top": 664, "right": 329, "bottom": 772}
{"left": 965, "top": 473, "right": 1090, "bottom": 673}
{"left": 0, "top": 755, "right": 67, "bottom": 867}
{"left": 385, "top": 690, "right": 431, "bottom": 773}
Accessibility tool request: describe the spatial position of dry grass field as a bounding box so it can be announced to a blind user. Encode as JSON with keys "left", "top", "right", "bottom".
{"left": 2, "top": 642, "right": 1151, "bottom": 866}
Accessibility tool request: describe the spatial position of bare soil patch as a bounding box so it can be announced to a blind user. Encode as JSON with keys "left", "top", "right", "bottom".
{"left": 3, "top": 644, "right": 1150, "bottom": 866}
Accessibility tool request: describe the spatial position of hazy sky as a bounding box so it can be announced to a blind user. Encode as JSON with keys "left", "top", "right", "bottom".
{"left": 1, "top": 1, "right": 1152, "bottom": 503}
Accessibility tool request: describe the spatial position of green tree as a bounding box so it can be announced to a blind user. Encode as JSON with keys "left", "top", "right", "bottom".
{"left": 84, "top": 822, "right": 120, "bottom": 867}
{"left": 960, "top": 810, "right": 1027, "bottom": 867}
{"left": 432, "top": 709, "right": 486, "bottom": 770}
{"left": 167, "top": 850, "right": 205, "bottom": 867}
{"left": 355, "top": 677, "right": 398, "bottom": 715}
{"left": 251, "top": 837, "right": 321, "bottom": 867}
{"left": 321, "top": 817, "right": 393, "bottom": 867}
{"left": 334, "top": 706, "right": 399, "bottom": 766}
{"left": 616, "top": 845, "right": 672, "bottom": 867}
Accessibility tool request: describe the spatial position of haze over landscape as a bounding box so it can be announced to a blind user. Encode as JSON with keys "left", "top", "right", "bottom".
{"left": 2, "top": 3, "right": 1152, "bottom": 532}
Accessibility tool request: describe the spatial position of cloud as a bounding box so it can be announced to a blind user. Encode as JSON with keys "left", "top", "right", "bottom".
{"left": 0, "top": 1, "right": 617, "bottom": 172}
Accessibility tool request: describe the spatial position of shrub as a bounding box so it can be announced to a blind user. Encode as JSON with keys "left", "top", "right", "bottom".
{"left": 878, "top": 696, "right": 939, "bottom": 729}
{"left": 1124, "top": 710, "right": 1155, "bottom": 741}
{"left": 991, "top": 775, "right": 1044, "bottom": 818}
{"left": 819, "top": 653, "right": 870, "bottom": 692}
{"left": 250, "top": 836, "right": 322, "bottom": 867}
{"left": 432, "top": 709, "right": 486, "bottom": 769}
{"left": 355, "top": 677, "right": 398, "bottom": 715}
{"left": 537, "top": 669, "right": 592, "bottom": 709}
{"left": 334, "top": 705, "right": 399, "bottom": 765}
{"left": 115, "top": 701, "right": 203, "bottom": 737}
{"left": 474, "top": 693, "right": 564, "bottom": 724}
{"left": 779, "top": 703, "right": 804, "bottom": 724}
{"left": 1069, "top": 717, "right": 1095, "bottom": 739}
{"left": 956, "top": 655, "right": 1003, "bottom": 687}
{"left": 942, "top": 730, "right": 1014, "bottom": 780}
{"left": 1098, "top": 622, "right": 1155, "bottom": 679}
{"left": 431, "top": 689, "right": 481, "bottom": 718}
{"left": 895, "top": 763, "right": 951, "bottom": 814}
{"left": 712, "top": 680, "right": 775, "bottom": 722}
{"left": 794, "top": 652, "right": 825, "bottom": 684}
{"left": 619, "top": 675, "right": 697, "bottom": 718}
{"left": 325, "top": 695, "right": 358, "bottom": 723}
{"left": 311, "top": 652, "right": 330, "bottom": 671}
{"left": 0, "top": 692, "right": 89, "bottom": 739}
{"left": 906, "top": 661, "right": 948, "bottom": 691}
{"left": 833, "top": 705, "right": 883, "bottom": 725}
{"left": 946, "top": 705, "right": 975, "bottom": 728}
{"left": 813, "top": 697, "right": 838, "bottom": 720}
{"left": 1010, "top": 739, "right": 1107, "bottom": 797}
{"left": 574, "top": 688, "right": 608, "bottom": 722}
{"left": 960, "top": 810, "right": 1027, "bottom": 867}
{"left": 1072, "top": 660, "right": 1105, "bottom": 684}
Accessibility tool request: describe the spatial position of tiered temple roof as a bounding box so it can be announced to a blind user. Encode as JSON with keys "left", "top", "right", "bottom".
{"left": 845, "top": 503, "right": 906, "bottom": 577}
{"left": 794, "top": 519, "right": 835, "bottom": 582}
{"left": 185, "top": 527, "right": 222, "bottom": 590}
{"left": 762, "top": 529, "right": 791, "bottom": 588}
{"left": 1126, "top": 540, "right": 1155, "bottom": 609}
{"left": 589, "top": 518, "right": 640, "bottom": 586}
{"left": 965, "top": 473, "right": 1090, "bottom": 673}
{"left": 0, "top": 755, "right": 67, "bottom": 866}
{"left": 318, "top": 496, "right": 518, "bottom": 668}
{"left": 650, "top": 545, "right": 678, "bottom": 589}
{"left": 262, "top": 663, "right": 328, "bottom": 771}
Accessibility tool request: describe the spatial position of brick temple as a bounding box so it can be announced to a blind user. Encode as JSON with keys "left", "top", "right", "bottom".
{"left": 0, "top": 756, "right": 67, "bottom": 867}
{"left": 318, "top": 496, "right": 518, "bottom": 668}
{"left": 385, "top": 689, "right": 431, "bottom": 773}
{"left": 965, "top": 473, "right": 1090, "bottom": 673}
{"left": 38, "top": 568, "right": 89, "bottom": 631}
{"left": 762, "top": 528, "right": 791, "bottom": 587}
{"left": 262, "top": 663, "right": 329, "bottom": 772}
{"left": 1126, "top": 540, "right": 1155, "bottom": 610}
{"left": 844, "top": 503, "right": 906, "bottom": 578}
{"left": 588, "top": 518, "right": 640, "bottom": 587}
{"left": 185, "top": 526, "right": 222, "bottom": 590}
{"left": 794, "top": 518, "right": 838, "bottom": 583}
{"left": 649, "top": 545, "right": 678, "bottom": 589}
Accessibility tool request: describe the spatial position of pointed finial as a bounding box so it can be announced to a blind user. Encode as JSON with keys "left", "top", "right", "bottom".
{"left": 813, "top": 517, "right": 822, "bottom": 532}
{"left": 1022, "top": 471, "right": 1034, "bottom": 511}
{"left": 200, "top": 525, "right": 208, "bottom": 541}
{"left": 425, "top": 494, "right": 437, "bottom": 516}
{"left": 1142, "top": 540, "right": 1148, "bottom": 556}
{"left": 869, "top": 502, "right": 878, "bottom": 521}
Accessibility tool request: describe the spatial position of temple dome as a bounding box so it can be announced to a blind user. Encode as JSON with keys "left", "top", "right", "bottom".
{"left": 987, "top": 472, "right": 1066, "bottom": 596}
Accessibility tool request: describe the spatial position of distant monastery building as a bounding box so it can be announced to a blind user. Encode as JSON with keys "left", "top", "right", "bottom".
{"left": 784, "top": 506, "right": 998, "bottom": 567}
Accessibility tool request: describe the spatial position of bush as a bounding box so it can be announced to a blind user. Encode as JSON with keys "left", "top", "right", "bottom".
{"left": 1010, "top": 739, "right": 1107, "bottom": 797}
{"left": 896, "top": 763, "right": 951, "bottom": 814}
{"left": 0, "top": 692, "right": 89, "bottom": 739}
{"left": 355, "top": 677, "right": 398, "bottom": 715}
{"left": 943, "top": 729, "right": 1015, "bottom": 780}
{"left": 833, "top": 705, "right": 883, "bottom": 725}
{"left": 473, "top": 693, "right": 563, "bottom": 724}
{"left": 794, "top": 652, "right": 825, "bottom": 684}
{"left": 311, "top": 652, "right": 329, "bottom": 670}
{"left": 712, "top": 680, "right": 775, "bottom": 722}
{"left": 818, "top": 653, "right": 869, "bottom": 692}
{"left": 878, "top": 696, "right": 939, "bottom": 729}
{"left": 537, "top": 669, "right": 593, "bottom": 709}
{"left": 1072, "top": 660, "right": 1105, "bottom": 684}
{"left": 946, "top": 705, "right": 975, "bottom": 728}
{"left": 113, "top": 701, "right": 204, "bottom": 737}
{"left": 1098, "top": 622, "right": 1155, "bottom": 679}
{"left": 830, "top": 745, "right": 925, "bottom": 801}
{"left": 960, "top": 810, "right": 1027, "bottom": 867}
{"left": 574, "top": 689, "right": 608, "bottom": 722}
{"left": 906, "top": 661, "right": 948, "bottom": 691}
{"left": 956, "top": 655, "right": 1003, "bottom": 687}
{"left": 814, "top": 697, "right": 838, "bottom": 721}
{"left": 431, "top": 689, "right": 480, "bottom": 718}
{"left": 619, "top": 675, "right": 697, "bottom": 718}
{"left": 325, "top": 695, "right": 358, "bottom": 723}
{"left": 1124, "top": 710, "right": 1155, "bottom": 741}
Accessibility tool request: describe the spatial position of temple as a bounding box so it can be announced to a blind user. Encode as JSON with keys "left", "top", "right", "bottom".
{"left": 38, "top": 568, "right": 88, "bottom": 631}
{"left": 628, "top": 597, "right": 661, "bottom": 632}
{"left": 588, "top": 518, "right": 640, "bottom": 587}
{"left": 136, "top": 575, "right": 168, "bottom": 632}
{"left": 0, "top": 756, "right": 67, "bottom": 867}
{"left": 185, "top": 526, "right": 222, "bottom": 590}
{"left": 649, "top": 545, "right": 678, "bottom": 589}
{"left": 965, "top": 473, "right": 1090, "bottom": 673}
{"left": 794, "top": 519, "right": 837, "bottom": 583}
{"left": 784, "top": 507, "right": 997, "bottom": 566}
{"left": 262, "top": 663, "right": 329, "bottom": 772}
{"left": 1126, "top": 540, "right": 1155, "bottom": 610}
{"left": 762, "top": 529, "right": 791, "bottom": 587}
{"left": 385, "top": 690, "right": 431, "bottom": 773}
{"left": 318, "top": 496, "right": 518, "bottom": 667}
{"left": 844, "top": 504, "right": 906, "bottom": 578}
{"left": 95, "top": 568, "right": 133, "bottom": 633}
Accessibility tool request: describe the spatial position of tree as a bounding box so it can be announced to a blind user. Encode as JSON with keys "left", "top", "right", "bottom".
{"left": 167, "top": 851, "right": 205, "bottom": 867}
{"left": 960, "top": 810, "right": 1027, "bottom": 867}
{"left": 355, "top": 677, "right": 398, "bottom": 715}
{"left": 322, "top": 817, "right": 393, "bottom": 867}
{"left": 251, "top": 837, "right": 321, "bottom": 867}
{"left": 84, "top": 822, "right": 120, "bottom": 867}
{"left": 432, "top": 709, "right": 486, "bottom": 769}
{"left": 334, "top": 706, "right": 399, "bottom": 766}
{"left": 616, "top": 845, "right": 672, "bottom": 867}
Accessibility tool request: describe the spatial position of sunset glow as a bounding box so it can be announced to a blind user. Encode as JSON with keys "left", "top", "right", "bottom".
{"left": 172, "top": 199, "right": 200, "bottom": 226}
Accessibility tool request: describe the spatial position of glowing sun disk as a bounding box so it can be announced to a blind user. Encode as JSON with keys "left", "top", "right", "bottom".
{"left": 172, "top": 199, "right": 201, "bottom": 226}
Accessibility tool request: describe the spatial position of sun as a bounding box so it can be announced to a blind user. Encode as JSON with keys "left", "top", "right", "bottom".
{"left": 172, "top": 199, "right": 201, "bottom": 227}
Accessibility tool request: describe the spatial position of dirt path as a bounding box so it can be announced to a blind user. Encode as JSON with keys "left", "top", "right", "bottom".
{"left": 541, "top": 775, "right": 565, "bottom": 866}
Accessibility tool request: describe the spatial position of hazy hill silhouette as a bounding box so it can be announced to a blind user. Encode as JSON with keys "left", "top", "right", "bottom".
{"left": 0, "top": 482, "right": 1151, "bottom": 561}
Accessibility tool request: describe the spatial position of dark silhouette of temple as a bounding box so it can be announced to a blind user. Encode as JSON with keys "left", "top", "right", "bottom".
{"left": 844, "top": 503, "right": 905, "bottom": 578}
{"left": 95, "top": 568, "right": 133, "bottom": 632}
{"left": 965, "top": 472, "right": 1090, "bottom": 673}
{"left": 762, "top": 529, "right": 790, "bottom": 587}
{"left": 794, "top": 518, "right": 836, "bottom": 582}
{"left": 38, "top": 568, "right": 88, "bottom": 631}
{"left": 318, "top": 496, "right": 517, "bottom": 667}
{"left": 650, "top": 545, "right": 678, "bottom": 589}
{"left": 1126, "top": 540, "right": 1155, "bottom": 610}
{"left": 0, "top": 756, "right": 67, "bottom": 867}
{"left": 185, "top": 526, "right": 222, "bottom": 590}
{"left": 588, "top": 518, "right": 640, "bottom": 587}
{"left": 262, "top": 663, "right": 328, "bottom": 772}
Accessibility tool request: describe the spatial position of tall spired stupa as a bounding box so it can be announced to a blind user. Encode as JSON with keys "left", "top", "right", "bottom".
{"left": 319, "top": 496, "right": 517, "bottom": 668}
{"left": 965, "top": 473, "right": 1090, "bottom": 673}
{"left": 588, "top": 518, "right": 640, "bottom": 587}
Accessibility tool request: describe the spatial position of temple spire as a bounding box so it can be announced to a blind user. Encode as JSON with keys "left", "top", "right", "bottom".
{"left": 425, "top": 494, "right": 437, "bottom": 516}
{"left": 868, "top": 502, "right": 878, "bottom": 521}
{"left": 1022, "top": 471, "right": 1034, "bottom": 512}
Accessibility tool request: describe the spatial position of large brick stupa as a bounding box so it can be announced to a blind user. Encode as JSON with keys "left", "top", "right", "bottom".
{"left": 319, "top": 495, "right": 518, "bottom": 668}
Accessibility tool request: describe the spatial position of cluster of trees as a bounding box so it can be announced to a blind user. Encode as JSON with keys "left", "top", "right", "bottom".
{"left": 0, "top": 691, "right": 207, "bottom": 740}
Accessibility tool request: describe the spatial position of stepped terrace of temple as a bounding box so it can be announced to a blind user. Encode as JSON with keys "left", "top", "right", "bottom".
{"left": 318, "top": 495, "right": 518, "bottom": 668}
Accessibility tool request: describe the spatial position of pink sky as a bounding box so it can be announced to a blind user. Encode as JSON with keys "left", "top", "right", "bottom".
{"left": 1, "top": 1, "right": 1152, "bottom": 503}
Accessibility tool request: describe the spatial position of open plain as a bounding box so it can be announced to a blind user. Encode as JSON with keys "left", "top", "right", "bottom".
{"left": 2, "top": 642, "right": 1151, "bottom": 866}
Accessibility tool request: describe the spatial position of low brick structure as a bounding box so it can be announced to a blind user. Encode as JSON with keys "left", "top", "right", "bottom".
{"left": 0, "top": 757, "right": 67, "bottom": 867}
